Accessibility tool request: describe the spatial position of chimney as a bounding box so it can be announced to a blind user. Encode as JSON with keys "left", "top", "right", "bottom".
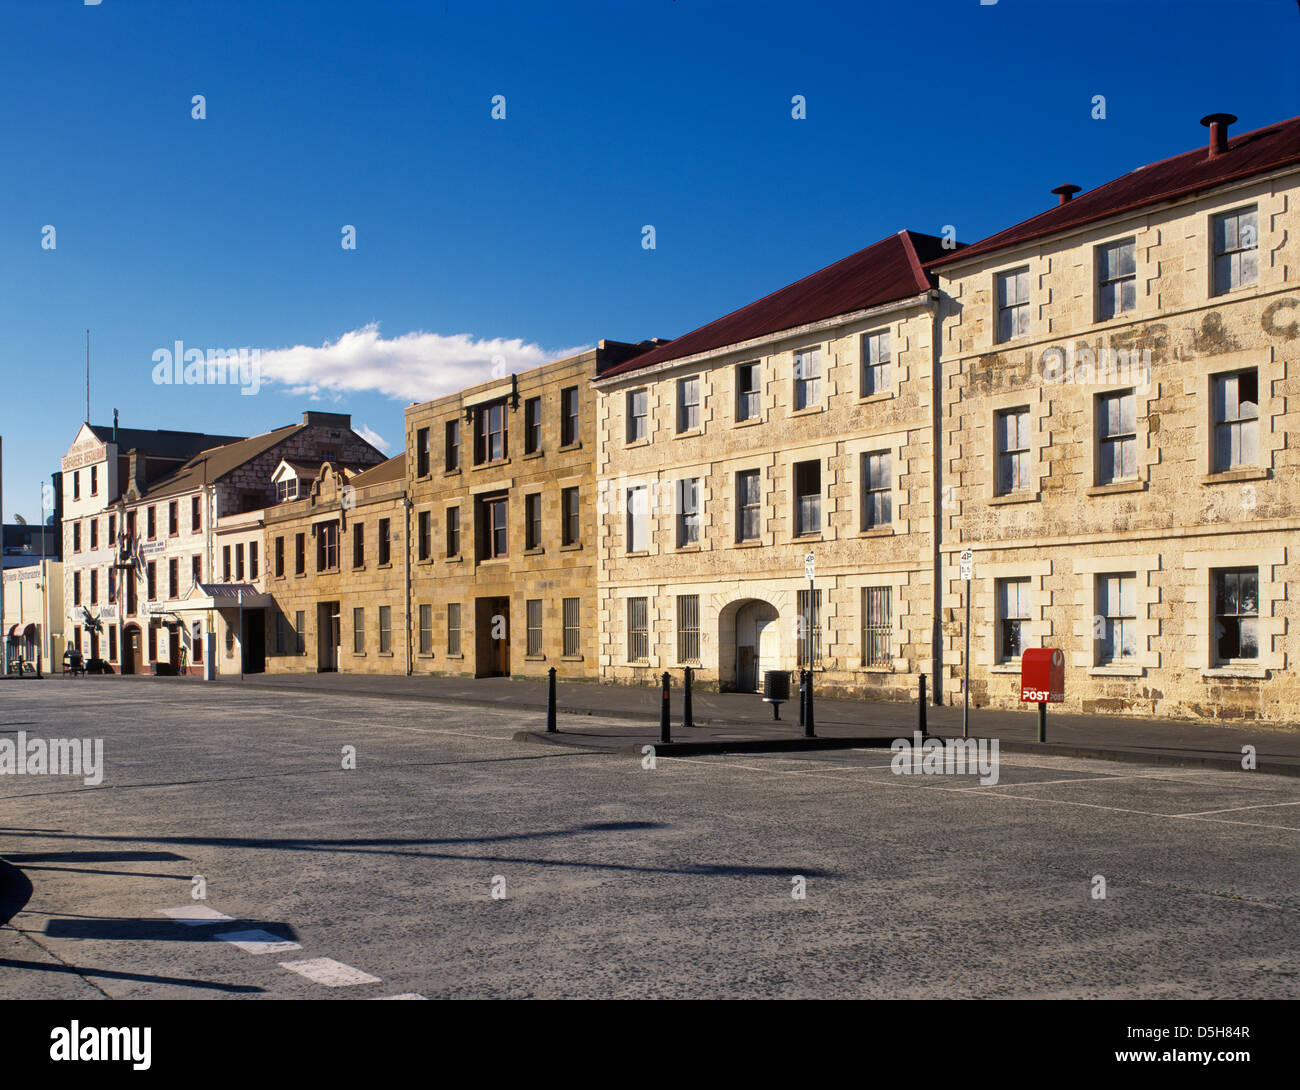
{"left": 127, "top": 449, "right": 147, "bottom": 495}
{"left": 1200, "top": 112, "right": 1237, "bottom": 158}
{"left": 302, "top": 411, "right": 351, "bottom": 429}
{"left": 1051, "top": 184, "right": 1081, "bottom": 206}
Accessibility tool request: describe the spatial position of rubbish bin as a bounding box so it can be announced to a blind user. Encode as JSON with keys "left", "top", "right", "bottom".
{"left": 762, "top": 670, "right": 791, "bottom": 719}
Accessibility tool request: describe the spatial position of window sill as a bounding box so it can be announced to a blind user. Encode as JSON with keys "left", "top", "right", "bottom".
{"left": 859, "top": 665, "right": 897, "bottom": 674}
{"left": 417, "top": 653, "right": 435, "bottom": 660}
{"left": 445, "top": 556, "right": 463, "bottom": 564}
{"left": 352, "top": 651, "right": 367, "bottom": 658}
{"left": 858, "top": 391, "right": 896, "bottom": 406}
{"left": 859, "top": 526, "right": 894, "bottom": 538}
{"left": 443, "top": 468, "right": 462, "bottom": 478}
{"left": 626, "top": 551, "right": 650, "bottom": 558}
{"left": 673, "top": 430, "right": 703, "bottom": 440}
{"left": 1088, "top": 664, "right": 1144, "bottom": 677}
{"left": 1087, "top": 479, "right": 1146, "bottom": 497}
{"left": 417, "top": 557, "right": 434, "bottom": 565}
{"left": 675, "top": 544, "right": 701, "bottom": 553}
{"left": 790, "top": 405, "right": 823, "bottom": 418}
{"left": 559, "top": 441, "right": 582, "bottom": 453}
{"left": 472, "top": 459, "right": 511, "bottom": 472}
{"left": 733, "top": 540, "right": 763, "bottom": 548}
{"left": 377, "top": 652, "right": 394, "bottom": 658}
{"left": 524, "top": 547, "right": 544, "bottom": 556}
{"left": 1202, "top": 467, "right": 1269, "bottom": 485}
{"left": 1202, "top": 666, "right": 1268, "bottom": 680}
{"left": 625, "top": 439, "right": 651, "bottom": 450}
{"left": 524, "top": 654, "right": 546, "bottom": 662}
{"left": 792, "top": 533, "right": 823, "bottom": 543}
{"left": 522, "top": 450, "right": 544, "bottom": 461}
{"left": 446, "top": 653, "right": 464, "bottom": 661}
{"left": 733, "top": 417, "right": 763, "bottom": 428}
{"left": 561, "top": 655, "right": 584, "bottom": 662}
{"left": 351, "top": 564, "right": 365, "bottom": 572}
{"left": 989, "top": 492, "right": 1040, "bottom": 506}
{"left": 560, "top": 542, "right": 583, "bottom": 552}
{"left": 989, "top": 662, "right": 1021, "bottom": 674}
{"left": 377, "top": 562, "right": 393, "bottom": 570}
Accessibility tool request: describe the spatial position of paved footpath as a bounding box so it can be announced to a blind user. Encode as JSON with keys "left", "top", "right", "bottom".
{"left": 107, "top": 670, "right": 1300, "bottom": 774}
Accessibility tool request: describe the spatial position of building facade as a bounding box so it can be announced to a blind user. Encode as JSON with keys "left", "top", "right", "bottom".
{"left": 262, "top": 456, "right": 410, "bottom": 675}
{"left": 402, "top": 342, "right": 653, "bottom": 680}
{"left": 932, "top": 113, "right": 1300, "bottom": 723}
{"left": 594, "top": 231, "right": 949, "bottom": 698}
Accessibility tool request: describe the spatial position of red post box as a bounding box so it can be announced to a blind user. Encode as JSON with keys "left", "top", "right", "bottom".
{"left": 1020, "top": 648, "right": 1064, "bottom": 704}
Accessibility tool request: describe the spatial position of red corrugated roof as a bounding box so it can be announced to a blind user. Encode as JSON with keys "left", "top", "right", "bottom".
{"left": 597, "top": 230, "right": 948, "bottom": 379}
{"left": 929, "top": 114, "right": 1300, "bottom": 270}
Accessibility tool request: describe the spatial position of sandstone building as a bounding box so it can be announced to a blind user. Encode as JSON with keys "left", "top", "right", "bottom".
{"left": 930, "top": 113, "right": 1300, "bottom": 723}
{"left": 402, "top": 342, "right": 654, "bottom": 679}
{"left": 593, "top": 231, "right": 951, "bottom": 698}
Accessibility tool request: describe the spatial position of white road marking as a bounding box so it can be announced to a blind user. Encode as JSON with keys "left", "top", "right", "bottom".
{"left": 213, "top": 929, "right": 302, "bottom": 955}
{"left": 278, "top": 957, "right": 381, "bottom": 987}
{"left": 157, "top": 905, "right": 235, "bottom": 925}
{"left": 372, "top": 993, "right": 427, "bottom": 1000}
{"left": 1171, "top": 799, "right": 1300, "bottom": 818}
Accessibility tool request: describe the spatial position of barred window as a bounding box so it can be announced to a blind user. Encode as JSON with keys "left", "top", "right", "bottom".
{"left": 627, "top": 597, "right": 649, "bottom": 662}
{"left": 526, "top": 599, "right": 543, "bottom": 656}
{"left": 796, "top": 588, "right": 822, "bottom": 669}
{"left": 861, "top": 451, "right": 892, "bottom": 528}
{"left": 863, "top": 586, "right": 892, "bottom": 667}
{"left": 447, "top": 602, "right": 461, "bottom": 656}
{"left": 861, "top": 329, "right": 891, "bottom": 396}
{"left": 677, "top": 594, "right": 700, "bottom": 664}
{"left": 419, "top": 604, "right": 433, "bottom": 655}
{"left": 563, "top": 597, "right": 580, "bottom": 657}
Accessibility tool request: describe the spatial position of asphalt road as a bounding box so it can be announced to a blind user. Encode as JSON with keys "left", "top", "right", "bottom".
{"left": 1, "top": 679, "right": 1297, "bottom": 999}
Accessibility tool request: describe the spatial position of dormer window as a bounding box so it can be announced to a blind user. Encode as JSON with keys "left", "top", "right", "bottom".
{"left": 277, "top": 478, "right": 299, "bottom": 502}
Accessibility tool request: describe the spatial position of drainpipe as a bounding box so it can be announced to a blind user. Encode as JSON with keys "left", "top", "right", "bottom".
{"left": 403, "top": 492, "right": 412, "bottom": 676}
{"left": 929, "top": 288, "right": 945, "bottom": 705}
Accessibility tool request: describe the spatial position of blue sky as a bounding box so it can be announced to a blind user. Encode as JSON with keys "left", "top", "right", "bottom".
{"left": 1, "top": 0, "right": 1296, "bottom": 521}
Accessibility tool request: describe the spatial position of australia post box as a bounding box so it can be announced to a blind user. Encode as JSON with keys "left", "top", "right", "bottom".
{"left": 1020, "top": 648, "right": 1064, "bottom": 704}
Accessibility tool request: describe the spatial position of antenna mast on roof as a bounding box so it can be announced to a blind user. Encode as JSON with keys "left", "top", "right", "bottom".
{"left": 85, "top": 329, "right": 90, "bottom": 424}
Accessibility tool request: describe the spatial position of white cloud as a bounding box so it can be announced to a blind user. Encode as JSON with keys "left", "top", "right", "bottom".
{"left": 357, "top": 424, "right": 391, "bottom": 452}
{"left": 254, "top": 323, "right": 589, "bottom": 403}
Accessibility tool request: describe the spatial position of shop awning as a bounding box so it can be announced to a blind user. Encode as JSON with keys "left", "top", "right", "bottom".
{"left": 171, "top": 583, "right": 272, "bottom": 612}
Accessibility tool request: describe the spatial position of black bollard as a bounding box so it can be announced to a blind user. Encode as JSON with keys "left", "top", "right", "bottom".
{"left": 546, "top": 666, "right": 557, "bottom": 732}
{"left": 682, "top": 666, "right": 694, "bottom": 729}
{"left": 36, "top": 649, "right": 42, "bottom": 680}
{"left": 805, "top": 670, "right": 815, "bottom": 738}
{"left": 660, "top": 672, "right": 672, "bottom": 744}
{"left": 798, "top": 669, "right": 807, "bottom": 728}
{"left": 918, "top": 673, "right": 928, "bottom": 739}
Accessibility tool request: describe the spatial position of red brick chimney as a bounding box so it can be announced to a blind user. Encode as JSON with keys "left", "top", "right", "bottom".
{"left": 1200, "top": 113, "right": 1237, "bottom": 158}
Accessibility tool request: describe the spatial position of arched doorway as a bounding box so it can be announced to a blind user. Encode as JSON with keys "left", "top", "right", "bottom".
{"left": 122, "top": 624, "right": 141, "bottom": 675}
{"left": 718, "top": 598, "right": 780, "bottom": 692}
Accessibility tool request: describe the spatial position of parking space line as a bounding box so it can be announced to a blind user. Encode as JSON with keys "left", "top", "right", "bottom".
{"left": 1172, "top": 799, "right": 1300, "bottom": 818}
{"left": 212, "top": 930, "right": 302, "bottom": 955}
{"left": 279, "top": 958, "right": 382, "bottom": 987}
{"left": 157, "top": 905, "right": 235, "bottom": 926}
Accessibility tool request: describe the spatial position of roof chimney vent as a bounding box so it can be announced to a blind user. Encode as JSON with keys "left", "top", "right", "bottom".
{"left": 1051, "top": 184, "right": 1081, "bottom": 206}
{"left": 1200, "top": 112, "right": 1237, "bottom": 158}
